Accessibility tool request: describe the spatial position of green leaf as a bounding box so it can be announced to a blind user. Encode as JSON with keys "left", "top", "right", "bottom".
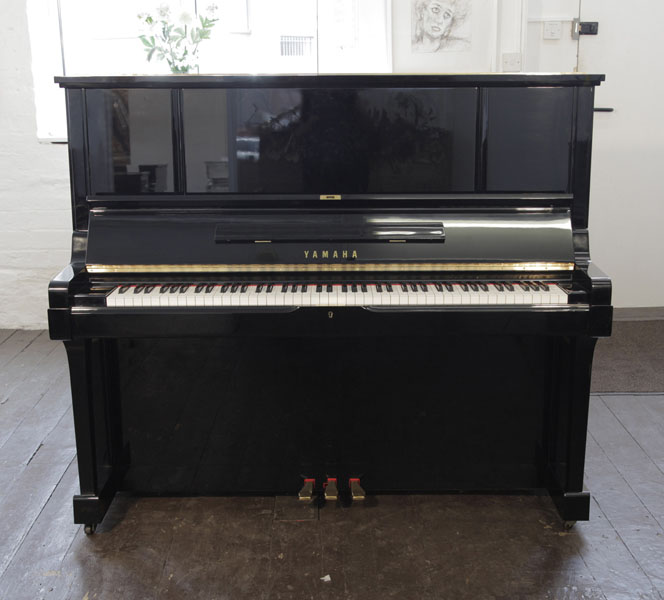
{"left": 147, "top": 48, "right": 156, "bottom": 61}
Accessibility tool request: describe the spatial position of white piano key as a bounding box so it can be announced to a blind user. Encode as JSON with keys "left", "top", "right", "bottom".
{"left": 106, "top": 288, "right": 119, "bottom": 307}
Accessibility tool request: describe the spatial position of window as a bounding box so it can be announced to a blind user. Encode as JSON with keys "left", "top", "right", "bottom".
{"left": 27, "top": 0, "right": 391, "bottom": 141}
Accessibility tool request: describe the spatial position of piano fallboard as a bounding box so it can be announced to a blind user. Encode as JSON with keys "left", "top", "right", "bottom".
{"left": 85, "top": 208, "right": 575, "bottom": 272}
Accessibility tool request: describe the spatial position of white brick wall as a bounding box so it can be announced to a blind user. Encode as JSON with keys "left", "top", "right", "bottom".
{"left": 0, "top": 0, "right": 71, "bottom": 329}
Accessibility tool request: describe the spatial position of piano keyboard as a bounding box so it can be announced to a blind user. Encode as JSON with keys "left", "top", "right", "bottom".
{"left": 106, "top": 282, "right": 569, "bottom": 307}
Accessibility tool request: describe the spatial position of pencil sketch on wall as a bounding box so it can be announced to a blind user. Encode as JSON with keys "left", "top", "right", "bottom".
{"left": 412, "top": 0, "right": 472, "bottom": 53}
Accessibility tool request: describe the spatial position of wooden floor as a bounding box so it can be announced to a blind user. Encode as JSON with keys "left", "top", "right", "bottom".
{"left": 1, "top": 330, "right": 664, "bottom": 600}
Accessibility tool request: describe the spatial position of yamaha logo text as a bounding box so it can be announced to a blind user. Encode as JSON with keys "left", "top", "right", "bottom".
{"left": 304, "top": 249, "right": 358, "bottom": 260}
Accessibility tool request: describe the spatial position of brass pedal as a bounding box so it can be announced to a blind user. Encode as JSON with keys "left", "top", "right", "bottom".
{"left": 298, "top": 478, "right": 316, "bottom": 501}
{"left": 349, "top": 478, "right": 366, "bottom": 501}
{"left": 324, "top": 477, "right": 338, "bottom": 501}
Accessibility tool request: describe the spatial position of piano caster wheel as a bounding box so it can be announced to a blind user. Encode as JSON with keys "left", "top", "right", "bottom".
{"left": 563, "top": 520, "right": 577, "bottom": 530}
{"left": 84, "top": 523, "right": 97, "bottom": 535}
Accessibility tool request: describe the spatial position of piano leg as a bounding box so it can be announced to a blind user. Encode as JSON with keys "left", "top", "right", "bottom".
{"left": 545, "top": 334, "right": 597, "bottom": 524}
{"left": 65, "top": 339, "right": 128, "bottom": 531}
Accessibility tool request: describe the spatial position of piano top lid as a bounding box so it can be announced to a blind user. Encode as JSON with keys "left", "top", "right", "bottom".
{"left": 55, "top": 73, "right": 605, "bottom": 89}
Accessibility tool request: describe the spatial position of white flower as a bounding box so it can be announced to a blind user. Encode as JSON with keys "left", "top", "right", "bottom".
{"left": 157, "top": 3, "right": 170, "bottom": 18}
{"left": 179, "top": 11, "right": 193, "bottom": 24}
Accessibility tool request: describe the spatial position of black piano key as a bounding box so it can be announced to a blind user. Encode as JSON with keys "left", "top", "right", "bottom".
{"left": 493, "top": 282, "right": 504, "bottom": 291}
{"left": 240, "top": 284, "right": 248, "bottom": 293}
{"left": 479, "top": 282, "right": 488, "bottom": 292}
{"left": 180, "top": 284, "right": 189, "bottom": 293}
{"left": 444, "top": 283, "right": 454, "bottom": 292}
{"left": 256, "top": 284, "right": 263, "bottom": 293}
{"left": 505, "top": 283, "right": 514, "bottom": 291}
{"left": 231, "top": 284, "right": 239, "bottom": 293}
{"left": 145, "top": 285, "right": 155, "bottom": 293}
{"left": 316, "top": 284, "right": 323, "bottom": 293}
{"left": 469, "top": 283, "right": 479, "bottom": 292}
{"left": 205, "top": 284, "right": 215, "bottom": 293}
{"left": 420, "top": 283, "right": 428, "bottom": 292}
{"left": 401, "top": 283, "right": 408, "bottom": 292}
{"left": 119, "top": 285, "right": 130, "bottom": 294}
{"left": 351, "top": 284, "right": 358, "bottom": 293}
{"left": 221, "top": 284, "right": 229, "bottom": 293}
{"left": 386, "top": 284, "right": 393, "bottom": 293}
{"left": 460, "top": 283, "right": 469, "bottom": 292}
{"left": 540, "top": 282, "right": 550, "bottom": 292}
{"left": 361, "top": 284, "right": 367, "bottom": 293}
{"left": 159, "top": 285, "right": 169, "bottom": 294}
{"left": 518, "top": 282, "right": 530, "bottom": 292}
{"left": 376, "top": 284, "right": 382, "bottom": 292}
{"left": 281, "top": 284, "right": 288, "bottom": 293}
{"left": 169, "top": 285, "right": 179, "bottom": 293}
{"left": 434, "top": 283, "right": 443, "bottom": 292}
{"left": 292, "top": 284, "right": 298, "bottom": 292}
{"left": 134, "top": 284, "right": 145, "bottom": 294}
{"left": 301, "top": 284, "right": 308, "bottom": 292}
{"left": 195, "top": 284, "right": 204, "bottom": 293}
{"left": 410, "top": 283, "right": 418, "bottom": 292}
{"left": 267, "top": 284, "right": 274, "bottom": 293}
{"left": 342, "top": 284, "right": 348, "bottom": 293}
{"left": 325, "top": 284, "right": 332, "bottom": 293}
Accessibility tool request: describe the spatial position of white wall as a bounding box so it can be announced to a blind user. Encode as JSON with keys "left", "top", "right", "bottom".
{"left": 0, "top": 0, "right": 71, "bottom": 329}
{"left": 578, "top": 0, "right": 664, "bottom": 308}
{"left": 525, "top": 0, "right": 579, "bottom": 72}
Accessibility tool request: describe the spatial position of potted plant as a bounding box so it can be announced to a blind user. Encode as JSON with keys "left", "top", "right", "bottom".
{"left": 138, "top": 4, "right": 218, "bottom": 74}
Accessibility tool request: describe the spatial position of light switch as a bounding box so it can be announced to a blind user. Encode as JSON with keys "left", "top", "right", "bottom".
{"left": 502, "top": 53, "right": 522, "bottom": 72}
{"left": 543, "top": 21, "right": 562, "bottom": 40}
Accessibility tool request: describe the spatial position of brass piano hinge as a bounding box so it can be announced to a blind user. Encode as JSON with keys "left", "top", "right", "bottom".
{"left": 320, "top": 194, "right": 341, "bottom": 200}
{"left": 86, "top": 262, "right": 575, "bottom": 274}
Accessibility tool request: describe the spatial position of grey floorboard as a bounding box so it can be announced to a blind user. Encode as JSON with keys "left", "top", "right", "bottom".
{"left": 640, "top": 394, "right": 664, "bottom": 432}
{"left": 1, "top": 331, "right": 664, "bottom": 599}
{"left": 590, "top": 397, "right": 664, "bottom": 526}
{"left": 0, "top": 332, "right": 62, "bottom": 417}
{"left": 0, "top": 329, "right": 41, "bottom": 370}
{"left": 0, "top": 460, "right": 79, "bottom": 600}
{"left": 0, "top": 330, "right": 14, "bottom": 346}
{"left": 0, "top": 401, "right": 77, "bottom": 580}
{"left": 0, "top": 372, "right": 72, "bottom": 471}
{"left": 603, "top": 395, "right": 664, "bottom": 468}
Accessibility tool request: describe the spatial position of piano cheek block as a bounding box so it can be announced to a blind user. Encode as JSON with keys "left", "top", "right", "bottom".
{"left": 50, "top": 73, "right": 610, "bottom": 530}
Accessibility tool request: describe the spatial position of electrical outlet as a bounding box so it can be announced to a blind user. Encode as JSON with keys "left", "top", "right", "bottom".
{"left": 543, "top": 21, "right": 562, "bottom": 40}
{"left": 502, "top": 53, "right": 522, "bottom": 72}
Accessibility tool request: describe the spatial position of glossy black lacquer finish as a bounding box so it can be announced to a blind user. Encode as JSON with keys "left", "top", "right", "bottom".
{"left": 49, "top": 74, "right": 611, "bottom": 530}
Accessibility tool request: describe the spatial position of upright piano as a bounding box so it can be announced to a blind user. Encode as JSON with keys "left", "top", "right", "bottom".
{"left": 48, "top": 74, "right": 612, "bottom": 533}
